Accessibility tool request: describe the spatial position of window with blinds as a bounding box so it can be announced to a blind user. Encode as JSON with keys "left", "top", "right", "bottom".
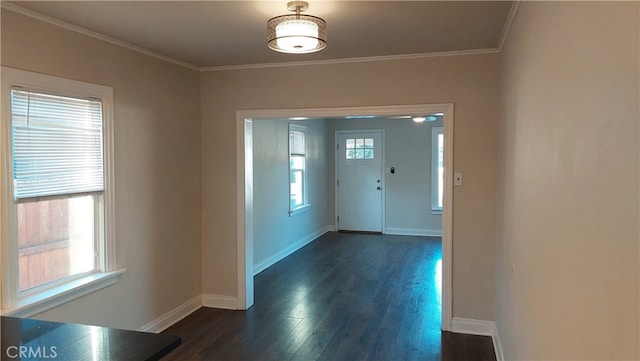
{"left": 2, "top": 68, "right": 117, "bottom": 315}
{"left": 289, "top": 124, "right": 308, "bottom": 214}
{"left": 11, "top": 88, "right": 104, "bottom": 201}
{"left": 8, "top": 87, "right": 106, "bottom": 292}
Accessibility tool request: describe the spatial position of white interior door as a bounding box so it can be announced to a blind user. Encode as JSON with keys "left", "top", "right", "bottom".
{"left": 337, "top": 131, "right": 383, "bottom": 232}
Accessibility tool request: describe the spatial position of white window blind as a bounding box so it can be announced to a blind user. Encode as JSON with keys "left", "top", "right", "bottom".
{"left": 10, "top": 88, "right": 104, "bottom": 200}
{"left": 289, "top": 129, "right": 305, "bottom": 155}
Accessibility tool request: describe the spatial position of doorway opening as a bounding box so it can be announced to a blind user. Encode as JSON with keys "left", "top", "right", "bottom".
{"left": 236, "top": 104, "right": 454, "bottom": 331}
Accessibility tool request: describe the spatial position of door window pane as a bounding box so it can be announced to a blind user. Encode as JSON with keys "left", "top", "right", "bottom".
{"left": 345, "top": 138, "right": 374, "bottom": 160}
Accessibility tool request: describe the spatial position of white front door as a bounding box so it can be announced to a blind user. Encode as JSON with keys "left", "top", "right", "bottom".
{"left": 337, "top": 131, "right": 383, "bottom": 232}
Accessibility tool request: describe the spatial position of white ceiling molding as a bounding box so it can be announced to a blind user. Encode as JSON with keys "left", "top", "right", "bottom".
{"left": 200, "top": 48, "right": 500, "bottom": 72}
{"left": 1, "top": 2, "right": 200, "bottom": 71}
{"left": 497, "top": 1, "right": 522, "bottom": 52}
{"left": 3, "top": 1, "right": 509, "bottom": 73}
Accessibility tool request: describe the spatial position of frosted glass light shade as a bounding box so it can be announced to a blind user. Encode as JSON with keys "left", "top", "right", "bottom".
{"left": 268, "top": 14, "right": 326, "bottom": 54}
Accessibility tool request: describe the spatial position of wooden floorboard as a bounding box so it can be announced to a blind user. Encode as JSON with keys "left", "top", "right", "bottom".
{"left": 163, "top": 232, "right": 496, "bottom": 361}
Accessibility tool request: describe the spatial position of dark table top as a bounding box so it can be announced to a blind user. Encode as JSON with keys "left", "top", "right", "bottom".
{"left": 1, "top": 316, "right": 181, "bottom": 361}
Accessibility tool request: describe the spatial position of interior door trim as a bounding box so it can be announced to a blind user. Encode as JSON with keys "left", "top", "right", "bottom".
{"left": 236, "top": 103, "right": 454, "bottom": 332}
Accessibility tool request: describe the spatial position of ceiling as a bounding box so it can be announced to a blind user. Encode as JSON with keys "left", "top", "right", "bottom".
{"left": 5, "top": 1, "right": 515, "bottom": 70}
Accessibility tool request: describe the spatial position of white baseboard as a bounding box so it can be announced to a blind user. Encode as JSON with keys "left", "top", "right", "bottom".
{"left": 451, "top": 317, "right": 502, "bottom": 361}
{"left": 138, "top": 295, "right": 201, "bottom": 333}
{"left": 253, "top": 225, "right": 331, "bottom": 276}
{"left": 384, "top": 227, "right": 442, "bottom": 237}
{"left": 202, "top": 293, "right": 239, "bottom": 310}
{"left": 451, "top": 317, "right": 494, "bottom": 336}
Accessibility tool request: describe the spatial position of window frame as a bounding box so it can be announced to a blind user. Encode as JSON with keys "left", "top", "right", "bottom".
{"left": 1, "top": 67, "right": 122, "bottom": 317}
{"left": 288, "top": 124, "right": 310, "bottom": 216}
{"left": 431, "top": 126, "right": 444, "bottom": 214}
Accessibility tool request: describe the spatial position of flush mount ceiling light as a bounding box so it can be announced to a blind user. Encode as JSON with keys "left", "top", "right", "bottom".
{"left": 412, "top": 115, "right": 439, "bottom": 123}
{"left": 267, "top": 1, "right": 327, "bottom": 54}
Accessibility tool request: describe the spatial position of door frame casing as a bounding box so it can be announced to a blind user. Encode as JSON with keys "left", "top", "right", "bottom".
{"left": 235, "top": 103, "right": 454, "bottom": 331}
{"left": 334, "top": 129, "right": 386, "bottom": 233}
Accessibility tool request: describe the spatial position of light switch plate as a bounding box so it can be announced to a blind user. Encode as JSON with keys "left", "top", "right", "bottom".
{"left": 454, "top": 172, "right": 463, "bottom": 186}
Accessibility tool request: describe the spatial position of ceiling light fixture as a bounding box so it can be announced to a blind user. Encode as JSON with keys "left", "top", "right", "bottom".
{"left": 267, "top": 1, "right": 327, "bottom": 54}
{"left": 412, "top": 115, "right": 439, "bottom": 123}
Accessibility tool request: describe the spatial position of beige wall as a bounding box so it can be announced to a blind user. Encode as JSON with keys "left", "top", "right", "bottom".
{"left": 496, "top": 2, "right": 639, "bottom": 359}
{"left": 1, "top": 2, "right": 522, "bottom": 333}
{"left": 201, "top": 54, "right": 499, "bottom": 320}
{"left": 1, "top": 10, "right": 202, "bottom": 330}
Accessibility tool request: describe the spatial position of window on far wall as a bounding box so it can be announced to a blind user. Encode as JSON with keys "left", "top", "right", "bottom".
{"left": 289, "top": 124, "right": 309, "bottom": 216}
{"left": 1, "top": 67, "right": 120, "bottom": 316}
{"left": 431, "top": 126, "right": 444, "bottom": 213}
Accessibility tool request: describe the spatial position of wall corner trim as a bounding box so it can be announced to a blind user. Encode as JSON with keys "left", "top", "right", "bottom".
{"left": 451, "top": 317, "right": 503, "bottom": 361}
{"left": 138, "top": 295, "right": 202, "bottom": 333}
{"left": 492, "top": 322, "right": 505, "bottom": 361}
{"left": 496, "top": 1, "right": 521, "bottom": 52}
{"left": 202, "top": 294, "right": 239, "bottom": 310}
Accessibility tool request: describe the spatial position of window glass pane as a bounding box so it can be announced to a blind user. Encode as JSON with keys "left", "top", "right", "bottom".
{"left": 355, "top": 138, "right": 364, "bottom": 149}
{"left": 364, "top": 149, "right": 374, "bottom": 159}
{"left": 290, "top": 170, "right": 303, "bottom": 208}
{"left": 290, "top": 155, "right": 304, "bottom": 170}
{"left": 346, "top": 149, "right": 355, "bottom": 159}
{"left": 364, "top": 138, "right": 374, "bottom": 148}
{"left": 18, "top": 195, "right": 95, "bottom": 292}
{"left": 346, "top": 139, "right": 355, "bottom": 148}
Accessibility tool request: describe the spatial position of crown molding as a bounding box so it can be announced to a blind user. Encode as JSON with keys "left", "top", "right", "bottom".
{"left": 497, "top": 1, "right": 521, "bottom": 52}
{"left": 1, "top": 2, "right": 200, "bottom": 71}
{"left": 200, "top": 48, "right": 500, "bottom": 72}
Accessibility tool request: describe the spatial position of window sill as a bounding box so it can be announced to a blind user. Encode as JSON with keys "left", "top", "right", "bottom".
{"left": 289, "top": 204, "right": 311, "bottom": 217}
{"left": 431, "top": 209, "right": 443, "bottom": 215}
{"left": 2, "top": 269, "right": 127, "bottom": 318}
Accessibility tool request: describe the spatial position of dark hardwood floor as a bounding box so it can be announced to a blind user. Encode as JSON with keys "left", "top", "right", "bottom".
{"left": 163, "top": 232, "right": 496, "bottom": 361}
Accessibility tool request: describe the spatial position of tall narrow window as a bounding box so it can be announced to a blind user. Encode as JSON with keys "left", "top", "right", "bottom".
{"left": 2, "top": 68, "right": 119, "bottom": 316}
{"left": 289, "top": 124, "right": 308, "bottom": 215}
{"left": 431, "top": 126, "right": 444, "bottom": 213}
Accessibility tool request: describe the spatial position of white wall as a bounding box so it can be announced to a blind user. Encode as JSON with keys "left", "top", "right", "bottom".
{"left": 496, "top": 2, "right": 639, "bottom": 359}
{"left": 1, "top": 9, "right": 202, "bottom": 330}
{"left": 253, "top": 118, "right": 332, "bottom": 272}
{"left": 329, "top": 118, "right": 443, "bottom": 235}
